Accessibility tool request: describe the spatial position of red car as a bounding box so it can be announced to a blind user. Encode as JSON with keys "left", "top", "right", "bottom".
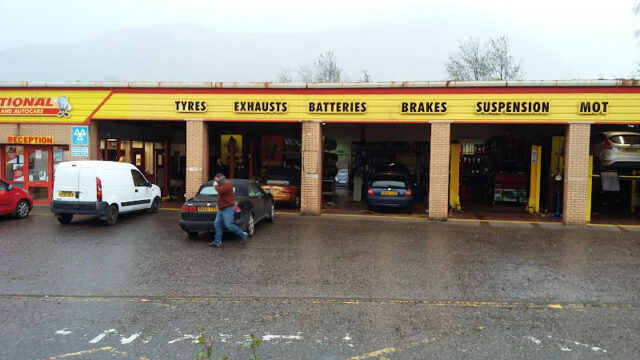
{"left": 0, "top": 178, "right": 33, "bottom": 218}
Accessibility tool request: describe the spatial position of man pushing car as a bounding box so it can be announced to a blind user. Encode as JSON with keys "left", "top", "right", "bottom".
{"left": 209, "top": 173, "right": 248, "bottom": 248}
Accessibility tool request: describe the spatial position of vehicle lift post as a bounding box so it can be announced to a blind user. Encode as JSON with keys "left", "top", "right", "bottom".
{"left": 449, "top": 143, "right": 462, "bottom": 212}
{"left": 527, "top": 145, "right": 542, "bottom": 215}
{"left": 587, "top": 155, "right": 593, "bottom": 222}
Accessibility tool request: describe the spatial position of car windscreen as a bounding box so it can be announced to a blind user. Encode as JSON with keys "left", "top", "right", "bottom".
{"left": 198, "top": 186, "right": 218, "bottom": 196}
{"left": 263, "top": 170, "right": 297, "bottom": 185}
{"left": 609, "top": 134, "right": 640, "bottom": 145}
{"left": 265, "top": 179, "right": 291, "bottom": 185}
{"left": 371, "top": 177, "right": 407, "bottom": 188}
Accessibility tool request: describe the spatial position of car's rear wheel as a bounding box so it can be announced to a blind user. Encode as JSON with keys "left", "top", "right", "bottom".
{"left": 105, "top": 205, "right": 118, "bottom": 226}
{"left": 266, "top": 203, "right": 274, "bottom": 222}
{"left": 246, "top": 213, "right": 255, "bottom": 237}
{"left": 14, "top": 199, "right": 30, "bottom": 218}
{"left": 148, "top": 197, "right": 160, "bottom": 213}
{"left": 56, "top": 214, "right": 73, "bottom": 224}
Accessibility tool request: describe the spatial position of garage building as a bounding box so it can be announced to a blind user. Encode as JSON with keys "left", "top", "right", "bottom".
{"left": 1, "top": 80, "right": 639, "bottom": 225}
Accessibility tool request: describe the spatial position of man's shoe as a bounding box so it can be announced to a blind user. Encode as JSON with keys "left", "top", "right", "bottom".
{"left": 242, "top": 232, "right": 249, "bottom": 243}
{"left": 208, "top": 242, "right": 221, "bottom": 248}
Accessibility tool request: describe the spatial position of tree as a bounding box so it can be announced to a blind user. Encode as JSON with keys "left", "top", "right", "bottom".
{"left": 488, "top": 36, "right": 523, "bottom": 81}
{"left": 275, "top": 51, "right": 351, "bottom": 83}
{"left": 314, "top": 51, "right": 342, "bottom": 82}
{"left": 359, "top": 70, "right": 371, "bottom": 83}
{"left": 445, "top": 36, "right": 523, "bottom": 81}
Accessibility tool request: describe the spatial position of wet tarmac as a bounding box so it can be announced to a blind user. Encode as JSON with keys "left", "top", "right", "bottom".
{"left": 0, "top": 205, "right": 639, "bottom": 359}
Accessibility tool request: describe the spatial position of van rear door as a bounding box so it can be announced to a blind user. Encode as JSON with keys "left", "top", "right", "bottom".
{"left": 78, "top": 166, "right": 97, "bottom": 203}
{"left": 52, "top": 164, "right": 80, "bottom": 202}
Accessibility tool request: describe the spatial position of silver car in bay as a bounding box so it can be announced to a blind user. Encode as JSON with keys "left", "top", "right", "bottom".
{"left": 590, "top": 131, "right": 640, "bottom": 170}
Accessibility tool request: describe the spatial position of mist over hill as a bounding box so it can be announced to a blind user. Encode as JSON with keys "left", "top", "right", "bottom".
{"left": 0, "top": 22, "right": 634, "bottom": 82}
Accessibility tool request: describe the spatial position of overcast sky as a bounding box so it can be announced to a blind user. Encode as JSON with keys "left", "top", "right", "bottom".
{"left": 1, "top": 0, "right": 639, "bottom": 81}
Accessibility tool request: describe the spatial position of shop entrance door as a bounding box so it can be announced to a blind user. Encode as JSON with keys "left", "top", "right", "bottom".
{"left": 155, "top": 149, "right": 166, "bottom": 195}
{"left": 132, "top": 147, "right": 145, "bottom": 174}
{"left": 3, "top": 145, "right": 26, "bottom": 190}
{"left": 24, "top": 146, "right": 53, "bottom": 204}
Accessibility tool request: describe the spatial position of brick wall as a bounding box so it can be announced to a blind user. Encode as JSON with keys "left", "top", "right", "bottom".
{"left": 563, "top": 123, "right": 590, "bottom": 225}
{"left": 428, "top": 122, "right": 451, "bottom": 220}
{"left": 0, "top": 122, "right": 97, "bottom": 162}
{"left": 185, "top": 120, "right": 208, "bottom": 198}
{"left": 301, "top": 121, "right": 322, "bottom": 215}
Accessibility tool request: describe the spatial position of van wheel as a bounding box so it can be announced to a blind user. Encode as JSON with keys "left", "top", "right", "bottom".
{"left": 14, "top": 200, "right": 30, "bottom": 218}
{"left": 148, "top": 197, "right": 160, "bottom": 213}
{"left": 105, "top": 205, "right": 118, "bottom": 226}
{"left": 57, "top": 214, "right": 73, "bottom": 224}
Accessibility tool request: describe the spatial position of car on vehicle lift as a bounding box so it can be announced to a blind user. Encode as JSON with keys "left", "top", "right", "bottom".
{"left": 0, "top": 178, "right": 33, "bottom": 219}
{"left": 590, "top": 131, "right": 640, "bottom": 171}
{"left": 180, "top": 178, "right": 274, "bottom": 238}
{"left": 334, "top": 168, "right": 349, "bottom": 186}
{"left": 366, "top": 170, "right": 414, "bottom": 213}
{"left": 260, "top": 167, "right": 300, "bottom": 208}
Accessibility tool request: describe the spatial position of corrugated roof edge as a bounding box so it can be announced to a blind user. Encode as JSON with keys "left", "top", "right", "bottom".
{"left": 0, "top": 79, "right": 639, "bottom": 88}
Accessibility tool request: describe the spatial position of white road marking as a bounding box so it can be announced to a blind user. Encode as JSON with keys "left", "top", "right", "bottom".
{"left": 262, "top": 332, "right": 303, "bottom": 341}
{"left": 343, "top": 333, "right": 354, "bottom": 347}
{"left": 525, "top": 336, "right": 542, "bottom": 345}
{"left": 89, "top": 333, "right": 106, "bottom": 344}
{"left": 168, "top": 334, "right": 198, "bottom": 344}
{"left": 89, "top": 329, "right": 117, "bottom": 344}
{"left": 218, "top": 333, "right": 231, "bottom": 343}
{"left": 546, "top": 335, "right": 607, "bottom": 353}
{"left": 120, "top": 332, "right": 140, "bottom": 344}
{"left": 560, "top": 346, "right": 572, "bottom": 351}
{"left": 55, "top": 329, "right": 72, "bottom": 335}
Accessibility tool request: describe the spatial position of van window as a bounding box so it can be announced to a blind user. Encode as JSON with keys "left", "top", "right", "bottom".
{"left": 131, "top": 170, "right": 148, "bottom": 187}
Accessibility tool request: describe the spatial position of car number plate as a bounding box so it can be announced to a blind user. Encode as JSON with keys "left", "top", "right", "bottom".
{"left": 381, "top": 190, "right": 398, "bottom": 196}
{"left": 197, "top": 206, "right": 218, "bottom": 212}
{"left": 621, "top": 148, "right": 640, "bottom": 153}
{"left": 58, "top": 191, "right": 75, "bottom": 197}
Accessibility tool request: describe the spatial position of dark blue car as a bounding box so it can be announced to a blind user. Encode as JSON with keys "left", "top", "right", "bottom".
{"left": 366, "top": 171, "right": 413, "bottom": 213}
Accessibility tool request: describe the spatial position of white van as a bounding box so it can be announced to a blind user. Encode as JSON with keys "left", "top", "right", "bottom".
{"left": 51, "top": 161, "right": 162, "bottom": 225}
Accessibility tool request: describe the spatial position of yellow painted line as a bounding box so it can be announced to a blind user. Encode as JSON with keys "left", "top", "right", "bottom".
{"left": 159, "top": 207, "right": 181, "bottom": 211}
{"left": 348, "top": 346, "right": 397, "bottom": 359}
{"left": 320, "top": 212, "right": 426, "bottom": 220}
{"left": 321, "top": 213, "right": 640, "bottom": 228}
{"left": 2, "top": 294, "right": 634, "bottom": 310}
{"left": 587, "top": 223, "right": 640, "bottom": 229}
{"left": 449, "top": 218, "right": 559, "bottom": 225}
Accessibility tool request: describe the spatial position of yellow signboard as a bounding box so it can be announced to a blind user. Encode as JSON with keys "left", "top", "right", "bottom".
{"left": 0, "top": 88, "right": 637, "bottom": 124}
{"left": 0, "top": 90, "right": 111, "bottom": 124}
{"left": 7, "top": 135, "right": 54, "bottom": 144}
